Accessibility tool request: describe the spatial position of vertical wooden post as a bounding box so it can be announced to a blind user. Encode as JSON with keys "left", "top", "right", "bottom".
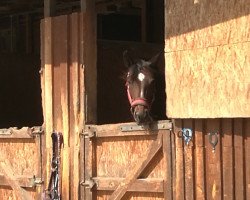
{"left": 163, "top": 130, "right": 173, "bottom": 200}
{"left": 82, "top": 0, "right": 97, "bottom": 124}
{"left": 85, "top": 0, "right": 97, "bottom": 124}
{"left": 44, "top": 0, "right": 56, "bottom": 17}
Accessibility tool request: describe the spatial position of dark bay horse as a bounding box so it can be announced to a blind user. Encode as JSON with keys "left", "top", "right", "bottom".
{"left": 123, "top": 50, "right": 166, "bottom": 124}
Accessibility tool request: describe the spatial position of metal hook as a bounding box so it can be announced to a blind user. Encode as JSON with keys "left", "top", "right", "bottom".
{"left": 182, "top": 128, "right": 193, "bottom": 145}
{"left": 209, "top": 132, "right": 218, "bottom": 153}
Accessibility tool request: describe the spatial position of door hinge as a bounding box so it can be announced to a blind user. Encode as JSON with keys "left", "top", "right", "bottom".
{"left": 32, "top": 176, "right": 44, "bottom": 187}
{"left": 81, "top": 126, "right": 96, "bottom": 138}
{"left": 31, "top": 126, "right": 44, "bottom": 136}
{"left": 80, "top": 178, "right": 97, "bottom": 189}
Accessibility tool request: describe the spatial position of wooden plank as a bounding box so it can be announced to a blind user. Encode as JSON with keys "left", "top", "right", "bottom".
{"left": 43, "top": 17, "right": 54, "bottom": 189}
{"left": 109, "top": 133, "right": 163, "bottom": 200}
{"left": 171, "top": 121, "right": 176, "bottom": 200}
{"left": 233, "top": 118, "right": 245, "bottom": 199}
{"left": 183, "top": 119, "right": 194, "bottom": 200}
{"left": 0, "top": 175, "right": 35, "bottom": 188}
{"left": 0, "top": 153, "right": 33, "bottom": 200}
{"left": 194, "top": 120, "right": 205, "bottom": 199}
{"left": 174, "top": 119, "right": 185, "bottom": 200}
{"left": 245, "top": 119, "right": 250, "bottom": 199}
{"left": 162, "top": 130, "right": 172, "bottom": 199}
{"left": 94, "top": 177, "right": 164, "bottom": 192}
{"left": 0, "top": 127, "right": 35, "bottom": 139}
{"left": 57, "top": 15, "right": 70, "bottom": 200}
{"left": 205, "top": 119, "right": 222, "bottom": 200}
{"left": 84, "top": 136, "right": 93, "bottom": 200}
{"left": 69, "top": 13, "right": 81, "bottom": 200}
{"left": 221, "top": 119, "right": 233, "bottom": 200}
{"left": 85, "top": 120, "right": 172, "bottom": 138}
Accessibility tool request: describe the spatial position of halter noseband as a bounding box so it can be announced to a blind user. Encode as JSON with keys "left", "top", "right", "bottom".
{"left": 126, "top": 84, "right": 151, "bottom": 109}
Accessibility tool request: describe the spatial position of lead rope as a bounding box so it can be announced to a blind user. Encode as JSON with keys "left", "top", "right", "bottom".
{"left": 43, "top": 132, "right": 63, "bottom": 200}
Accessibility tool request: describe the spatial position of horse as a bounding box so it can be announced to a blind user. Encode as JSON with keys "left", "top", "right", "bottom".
{"left": 123, "top": 50, "right": 166, "bottom": 125}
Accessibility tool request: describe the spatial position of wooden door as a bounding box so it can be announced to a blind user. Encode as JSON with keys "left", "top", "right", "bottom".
{"left": 80, "top": 120, "right": 173, "bottom": 200}
{"left": 0, "top": 127, "right": 43, "bottom": 200}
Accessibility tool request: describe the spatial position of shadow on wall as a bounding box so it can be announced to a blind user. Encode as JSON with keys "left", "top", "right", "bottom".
{"left": 0, "top": 54, "right": 43, "bottom": 128}
{"left": 166, "top": 0, "right": 250, "bottom": 38}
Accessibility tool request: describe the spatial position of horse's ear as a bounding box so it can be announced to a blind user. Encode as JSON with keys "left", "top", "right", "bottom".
{"left": 123, "top": 50, "right": 134, "bottom": 68}
{"left": 149, "top": 52, "right": 161, "bottom": 68}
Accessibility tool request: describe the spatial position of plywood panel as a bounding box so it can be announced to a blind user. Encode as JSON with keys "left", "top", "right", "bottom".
{"left": 165, "top": 42, "right": 250, "bottom": 118}
{"left": 165, "top": 0, "right": 250, "bottom": 118}
{"left": 165, "top": 0, "right": 250, "bottom": 51}
{"left": 0, "top": 139, "right": 39, "bottom": 199}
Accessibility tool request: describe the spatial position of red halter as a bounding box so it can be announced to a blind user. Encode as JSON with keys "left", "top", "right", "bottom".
{"left": 126, "top": 85, "right": 151, "bottom": 109}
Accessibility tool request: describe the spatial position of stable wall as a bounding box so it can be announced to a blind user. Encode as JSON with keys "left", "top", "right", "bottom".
{"left": 165, "top": 0, "right": 250, "bottom": 118}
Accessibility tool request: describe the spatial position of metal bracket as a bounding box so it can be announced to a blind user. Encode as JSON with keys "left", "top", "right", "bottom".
{"left": 32, "top": 176, "right": 44, "bottom": 187}
{"left": 120, "top": 120, "right": 172, "bottom": 132}
{"left": 80, "top": 178, "right": 97, "bottom": 189}
{"left": 81, "top": 126, "right": 96, "bottom": 138}
{"left": 209, "top": 132, "right": 218, "bottom": 153}
{"left": 179, "top": 128, "right": 193, "bottom": 145}
{"left": 31, "top": 126, "right": 44, "bottom": 136}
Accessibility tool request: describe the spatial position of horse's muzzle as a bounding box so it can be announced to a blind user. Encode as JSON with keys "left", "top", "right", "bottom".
{"left": 133, "top": 105, "right": 151, "bottom": 125}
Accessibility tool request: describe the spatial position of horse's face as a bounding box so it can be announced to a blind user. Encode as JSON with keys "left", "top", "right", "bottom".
{"left": 124, "top": 51, "right": 160, "bottom": 124}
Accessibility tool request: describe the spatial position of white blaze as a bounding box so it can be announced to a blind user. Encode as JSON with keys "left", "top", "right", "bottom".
{"left": 138, "top": 73, "right": 145, "bottom": 81}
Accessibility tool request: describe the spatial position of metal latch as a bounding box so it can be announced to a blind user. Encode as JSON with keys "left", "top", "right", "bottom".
{"left": 80, "top": 178, "right": 97, "bottom": 189}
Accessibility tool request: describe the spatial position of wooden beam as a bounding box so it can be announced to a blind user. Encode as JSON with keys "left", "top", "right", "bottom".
{"left": 0, "top": 174, "right": 35, "bottom": 188}
{"left": 0, "top": 127, "right": 40, "bottom": 139}
{"left": 94, "top": 177, "right": 164, "bottom": 193}
{"left": 44, "top": 0, "right": 56, "bottom": 17}
{"left": 84, "top": 120, "right": 172, "bottom": 138}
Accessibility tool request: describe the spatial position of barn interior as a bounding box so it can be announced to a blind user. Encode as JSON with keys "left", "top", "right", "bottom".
{"left": 0, "top": 0, "right": 165, "bottom": 127}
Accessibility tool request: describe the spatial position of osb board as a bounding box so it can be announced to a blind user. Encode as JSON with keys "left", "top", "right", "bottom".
{"left": 165, "top": 0, "right": 250, "bottom": 51}
{"left": 165, "top": 0, "right": 250, "bottom": 118}
{"left": 95, "top": 135, "right": 164, "bottom": 178}
{"left": 94, "top": 133, "right": 166, "bottom": 200}
{"left": 0, "top": 140, "right": 38, "bottom": 199}
{"left": 165, "top": 42, "right": 250, "bottom": 118}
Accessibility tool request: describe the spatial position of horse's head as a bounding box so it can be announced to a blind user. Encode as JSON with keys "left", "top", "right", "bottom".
{"left": 123, "top": 51, "right": 160, "bottom": 125}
